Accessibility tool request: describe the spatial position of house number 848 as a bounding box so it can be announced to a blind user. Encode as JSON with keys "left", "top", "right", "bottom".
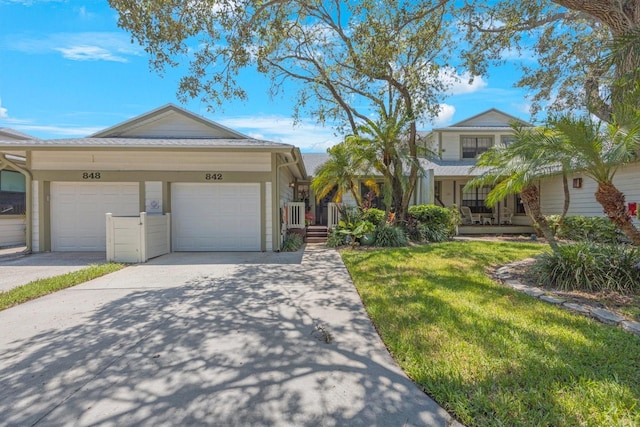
{"left": 82, "top": 172, "right": 101, "bottom": 179}
{"left": 205, "top": 173, "right": 223, "bottom": 180}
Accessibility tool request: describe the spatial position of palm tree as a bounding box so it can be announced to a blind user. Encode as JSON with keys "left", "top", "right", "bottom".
{"left": 310, "top": 142, "right": 365, "bottom": 206}
{"left": 549, "top": 114, "right": 640, "bottom": 245}
{"left": 346, "top": 108, "right": 429, "bottom": 220}
{"left": 465, "top": 125, "right": 568, "bottom": 253}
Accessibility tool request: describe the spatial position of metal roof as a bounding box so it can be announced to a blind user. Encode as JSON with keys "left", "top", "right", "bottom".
{"left": 0, "top": 137, "right": 294, "bottom": 150}
{"left": 301, "top": 153, "right": 330, "bottom": 176}
{"left": 0, "top": 128, "right": 38, "bottom": 140}
{"left": 420, "top": 158, "right": 488, "bottom": 177}
{"left": 303, "top": 153, "right": 485, "bottom": 178}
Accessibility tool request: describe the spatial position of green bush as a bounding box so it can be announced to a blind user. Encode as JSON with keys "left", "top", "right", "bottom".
{"left": 326, "top": 229, "right": 346, "bottom": 248}
{"left": 360, "top": 208, "right": 386, "bottom": 225}
{"left": 546, "top": 215, "right": 620, "bottom": 243}
{"left": 533, "top": 242, "right": 640, "bottom": 294}
{"left": 375, "top": 224, "right": 408, "bottom": 247}
{"left": 408, "top": 204, "right": 455, "bottom": 241}
{"left": 408, "top": 204, "right": 451, "bottom": 224}
{"left": 281, "top": 232, "right": 304, "bottom": 252}
{"left": 420, "top": 223, "right": 450, "bottom": 243}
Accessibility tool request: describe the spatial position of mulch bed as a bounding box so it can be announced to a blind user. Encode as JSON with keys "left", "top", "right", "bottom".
{"left": 491, "top": 256, "right": 640, "bottom": 322}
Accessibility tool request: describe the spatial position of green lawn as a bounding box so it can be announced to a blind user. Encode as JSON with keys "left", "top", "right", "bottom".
{"left": 341, "top": 241, "right": 640, "bottom": 427}
{"left": 0, "top": 263, "right": 126, "bottom": 311}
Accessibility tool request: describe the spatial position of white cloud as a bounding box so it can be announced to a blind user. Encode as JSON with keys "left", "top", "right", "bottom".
{"left": 512, "top": 102, "right": 531, "bottom": 115}
{"left": 55, "top": 45, "right": 128, "bottom": 62}
{"left": 216, "top": 115, "right": 341, "bottom": 152}
{"left": 430, "top": 104, "right": 456, "bottom": 127}
{"left": 439, "top": 68, "right": 488, "bottom": 95}
{"left": 5, "top": 32, "right": 142, "bottom": 62}
{"left": 0, "top": 98, "right": 8, "bottom": 119}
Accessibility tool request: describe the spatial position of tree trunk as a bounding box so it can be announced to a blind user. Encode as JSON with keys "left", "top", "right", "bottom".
{"left": 520, "top": 185, "right": 560, "bottom": 253}
{"left": 595, "top": 181, "right": 640, "bottom": 245}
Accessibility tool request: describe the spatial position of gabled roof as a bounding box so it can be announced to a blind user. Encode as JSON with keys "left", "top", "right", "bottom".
{"left": 89, "top": 103, "right": 249, "bottom": 139}
{"left": 434, "top": 108, "right": 531, "bottom": 131}
{"left": 0, "top": 128, "right": 37, "bottom": 141}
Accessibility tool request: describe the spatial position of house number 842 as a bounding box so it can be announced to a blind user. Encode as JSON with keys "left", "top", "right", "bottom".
{"left": 205, "top": 173, "right": 223, "bottom": 180}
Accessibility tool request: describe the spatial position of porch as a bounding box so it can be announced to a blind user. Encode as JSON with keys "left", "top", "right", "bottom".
{"left": 285, "top": 201, "right": 535, "bottom": 240}
{"left": 458, "top": 224, "right": 535, "bottom": 235}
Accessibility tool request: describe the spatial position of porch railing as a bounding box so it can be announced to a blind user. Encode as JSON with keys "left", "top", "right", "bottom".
{"left": 328, "top": 203, "right": 342, "bottom": 229}
{"left": 287, "top": 202, "right": 305, "bottom": 229}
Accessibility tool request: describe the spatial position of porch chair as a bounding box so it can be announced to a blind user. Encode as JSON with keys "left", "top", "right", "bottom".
{"left": 460, "top": 206, "right": 481, "bottom": 225}
{"left": 498, "top": 207, "right": 513, "bottom": 225}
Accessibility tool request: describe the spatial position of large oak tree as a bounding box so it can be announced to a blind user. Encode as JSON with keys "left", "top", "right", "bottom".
{"left": 109, "top": 0, "right": 455, "bottom": 221}
{"left": 460, "top": 0, "right": 640, "bottom": 122}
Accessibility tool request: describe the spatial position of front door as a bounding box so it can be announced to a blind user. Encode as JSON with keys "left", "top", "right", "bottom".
{"left": 315, "top": 187, "right": 337, "bottom": 226}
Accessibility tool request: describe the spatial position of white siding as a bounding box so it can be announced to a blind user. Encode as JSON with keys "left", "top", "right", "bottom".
{"left": 541, "top": 163, "right": 640, "bottom": 225}
{"left": 266, "top": 182, "right": 272, "bottom": 250}
{"left": 31, "top": 151, "right": 272, "bottom": 172}
{"left": 32, "top": 181, "right": 39, "bottom": 252}
{"left": 145, "top": 214, "right": 170, "bottom": 259}
{"left": 438, "top": 131, "right": 514, "bottom": 161}
{"left": 457, "top": 110, "right": 515, "bottom": 127}
{"left": 279, "top": 167, "right": 295, "bottom": 207}
{"left": 113, "top": 112, "right": 240, "bottom": 138}
{"left": 0, "top": 217, "right": 25, "bottom": 246}
{"left": 145, "top": 181, "right": 163, "bottom": 214}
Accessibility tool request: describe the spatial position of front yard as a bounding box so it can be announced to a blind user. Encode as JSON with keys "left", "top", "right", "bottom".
{"left": 341, "top": 241, "right": 640, "bottom": 427}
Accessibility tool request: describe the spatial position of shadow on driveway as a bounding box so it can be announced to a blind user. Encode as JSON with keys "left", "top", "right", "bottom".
{"left": 0, "top": 247, "right": 458, "bottom": 426}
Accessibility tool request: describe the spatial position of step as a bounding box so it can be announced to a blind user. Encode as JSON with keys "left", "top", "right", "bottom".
{"left": 306, "top": 237, "right": 328, "bottom": 243}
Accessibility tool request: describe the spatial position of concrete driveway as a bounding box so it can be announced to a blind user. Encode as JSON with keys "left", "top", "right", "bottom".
{"left": 0, "top": 246, "right": 461, "bottom": 426}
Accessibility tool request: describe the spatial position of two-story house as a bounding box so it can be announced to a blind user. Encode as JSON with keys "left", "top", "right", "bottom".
{"left": 299, "top": 108, "right": 535, "bottom": 233}
{"left": 420, "top": 108, "right": 532, "bottom": 227}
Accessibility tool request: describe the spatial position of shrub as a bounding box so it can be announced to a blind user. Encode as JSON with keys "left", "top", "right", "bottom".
{"left": 375, "top": 224, "right": 408, "bottom": 247}
{"left": 532, "top": 242, "right": 640, "bottom": 294}
{"left": 281, "top": 232, "right": 304, "bottom": 252}
{"left": 360, "top": 208, "right": 386, "bottom": 226}
{"left": 408, "top": 204, "right": 455, "bottom": 241}
{"left": 420, "top": 223, "right": 450, "bottom": 243}
{"left": 546, "top": 215, "right": 620, "bottom": 243}
{"left": 326, "top": 229, "right": 346, "bottom": 248}
{"left": 408, "top": 204, "right": 451, "bottom": 224}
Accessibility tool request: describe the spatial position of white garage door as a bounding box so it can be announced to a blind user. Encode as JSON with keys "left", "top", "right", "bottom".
{"left": 51, "top": 182, "right": 139, "bottom": 251}
{"left": 172, "top": 183, "right": 261, "bottom": 251}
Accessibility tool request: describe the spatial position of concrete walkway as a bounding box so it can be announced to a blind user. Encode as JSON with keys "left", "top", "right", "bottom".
{"left": 0, "top": 251, "right": 107, "bottom": 292}
{"left": 0, "top": 245, "right": 460, "bottom": 426}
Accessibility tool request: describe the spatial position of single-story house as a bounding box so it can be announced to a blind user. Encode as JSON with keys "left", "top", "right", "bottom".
{"left": 0, "top": 104, "right": 306, "bottom": 253}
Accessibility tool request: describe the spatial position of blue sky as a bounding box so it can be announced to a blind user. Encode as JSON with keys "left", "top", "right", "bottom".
{"left": 0, "top": 0, "right": 533, "bottom": 152}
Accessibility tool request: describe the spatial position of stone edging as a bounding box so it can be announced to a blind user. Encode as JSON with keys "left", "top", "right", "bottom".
{"left": 495, "top": 262, "right": 640, "bottom": 337}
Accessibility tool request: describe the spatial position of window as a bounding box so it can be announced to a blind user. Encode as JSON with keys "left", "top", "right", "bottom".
{"left": 501, "top": 135, "right": 516, "bottom": 146}
{"left": 513, "top": 194, "right": 526, "bottom": 214}
{"left": 461, "top": 136, "right": 493, "bottom": 159}
{"left": 0, "top": 170, "right": 26, "bottom": 215}
{"left": 434, "top": 180, "right": 442, "bottom": 205}
{"left": 461, "top": 185, "right": 491, "bottom": 214}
